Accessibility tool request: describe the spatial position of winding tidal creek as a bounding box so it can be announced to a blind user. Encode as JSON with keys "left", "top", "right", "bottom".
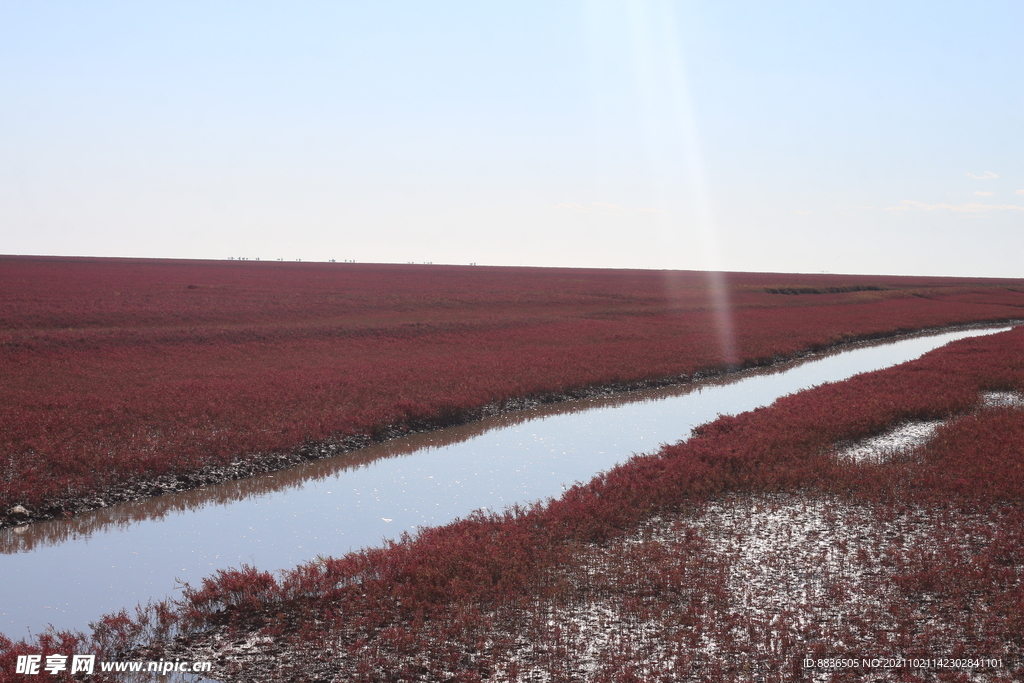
{"left": 0, "top": 326, "right": 1012, "bottom": 638}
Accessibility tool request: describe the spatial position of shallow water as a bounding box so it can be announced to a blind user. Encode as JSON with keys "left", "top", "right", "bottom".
{"left": 0, "top": 326, "right": 1011, "bottom": 637}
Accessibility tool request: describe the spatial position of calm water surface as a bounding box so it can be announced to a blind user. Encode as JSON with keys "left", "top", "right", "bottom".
{"left": 0, "top": 326, "right": 1011, "bottom": 637}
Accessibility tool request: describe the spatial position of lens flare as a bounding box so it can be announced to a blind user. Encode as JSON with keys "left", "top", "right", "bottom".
{"left": 586, "top": 0, "right": 737, "bottom": 365}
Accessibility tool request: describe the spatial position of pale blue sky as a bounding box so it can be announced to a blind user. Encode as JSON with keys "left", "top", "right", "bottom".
{"left": 2, "top": 1, "right": 1022, "bottom": 276}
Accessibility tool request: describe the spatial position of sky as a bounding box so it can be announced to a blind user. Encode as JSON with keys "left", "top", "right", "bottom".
{"left": 1, "top": 1, "right": 1022, "bottom": 277}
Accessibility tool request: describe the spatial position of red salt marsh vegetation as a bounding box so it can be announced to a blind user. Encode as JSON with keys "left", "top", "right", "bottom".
{"left": 2, "top": 255, "right": 1024, "bottom": 526}
{"left": 5, "top": 309, "right": 1021, "bottom": 682}
{"left": 0, "top": 259, "right": 1022, "bottom": 678}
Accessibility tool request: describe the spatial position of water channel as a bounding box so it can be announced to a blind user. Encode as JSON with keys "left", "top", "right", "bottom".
{"left": 0, "top": 326, "right": 1013, "bottom": 638}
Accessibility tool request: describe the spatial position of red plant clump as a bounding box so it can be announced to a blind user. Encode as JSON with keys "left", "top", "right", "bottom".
{"left": 6, "top": 320, "right": 1021, "bottom": 682}
{"left": 2, "top": 255, "right": 1023, "bottom": 523}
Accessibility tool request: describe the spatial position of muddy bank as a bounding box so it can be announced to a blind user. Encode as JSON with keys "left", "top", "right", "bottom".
{"left": 4, "top": 319, "right": 1019, "bottom": 531}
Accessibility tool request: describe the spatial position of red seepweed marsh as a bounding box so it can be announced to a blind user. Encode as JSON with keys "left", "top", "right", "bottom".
{"left": 2, "top": 257, "right": 1024, "bottom": 681}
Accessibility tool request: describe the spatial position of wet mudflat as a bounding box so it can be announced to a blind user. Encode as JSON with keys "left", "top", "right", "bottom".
{"left": 0, "top": 326, "right": 1010, "bottom": 637}
{"left": 488, "top": 492, "right": 1019, "bottom": 681}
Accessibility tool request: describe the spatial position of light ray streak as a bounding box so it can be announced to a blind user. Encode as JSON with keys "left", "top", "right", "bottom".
{"left": 589, "top": 0, "right": 737, "bottom": 365}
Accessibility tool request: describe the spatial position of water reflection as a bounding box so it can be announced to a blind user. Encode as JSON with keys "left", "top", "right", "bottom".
{"left": 1, "top": 393, "right": 679, "bottom": 554}
{"left": 0, "top": 326, "right": 1012, "bottom": 636}
{"left": 0, "top": 366, "right": 827, "bottom": 555}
